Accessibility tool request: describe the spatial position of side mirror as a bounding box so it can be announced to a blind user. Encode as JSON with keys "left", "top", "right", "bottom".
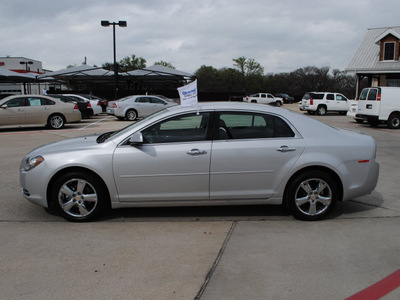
{"left": 1, "top": 104, "right": 7, "bottom": 109}
{"left": 128, "top": 132, "right": 143, "bottom": 145}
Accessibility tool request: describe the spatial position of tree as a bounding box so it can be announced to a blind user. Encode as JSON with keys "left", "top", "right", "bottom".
{"left": 195, "top": 65, "right": 221, "bottom": 92}
{"left": 154, "top": 61, "right": 176, "bottom": 69}
{"left": 232, "top": 56, "right": 264, "bottom": 92}
{"left": 119, "top": 54, "right": 147, "bottom": 72}
{"left": 102, "top": 54, "right": 147, "bottom": 72}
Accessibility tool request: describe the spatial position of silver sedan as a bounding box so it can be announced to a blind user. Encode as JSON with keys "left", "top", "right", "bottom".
{"left": 20, "top": 102, "right": 379, "bottom": 221}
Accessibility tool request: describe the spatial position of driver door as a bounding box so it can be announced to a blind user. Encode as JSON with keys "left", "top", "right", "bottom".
{"left": 113, "top": 112, "right": 212, "bottom": 202}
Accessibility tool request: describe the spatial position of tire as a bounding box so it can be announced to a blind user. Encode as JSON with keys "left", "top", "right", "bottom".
{"left": 50, "top": 171, "right": 109, "bottom": 222}
{"left": 125, "top": 109, "right": 138, "bottom": 121}
{"left": 285, "top": 170, "right": 338, "bottom": 221}
{"left": 317, "top": 105, "right": 327, "bottom": 116}
{"left": 276, "top": 101, "right": 282, "bottom": 107}
{"left": 387, "top": 113, "right": 400, "bottom": 129}
{"left": 47, "top": 114, "right": 65, "bottom": 129}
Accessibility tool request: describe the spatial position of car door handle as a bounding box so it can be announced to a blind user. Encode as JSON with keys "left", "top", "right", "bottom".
{"left": 187, "top": 149, "right": 207, "bottom": 156}
{"left": 18, "top": 108, "right": 25, "bottom": 112}
{"left": 277, "top": 146, "right": 296, "bottom": 152}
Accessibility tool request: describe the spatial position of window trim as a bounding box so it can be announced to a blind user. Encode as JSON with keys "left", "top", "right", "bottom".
{"left": 383, "top": 41, "right": 396, "bottom": 61}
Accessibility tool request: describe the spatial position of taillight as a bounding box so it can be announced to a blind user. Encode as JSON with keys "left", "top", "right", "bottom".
{"left": 87, "top": 102, "right": 92, "bottom": 108}
{"left": 377, "top": 93, "right": 381, "bottom": 101}
{"left": 73, "top": 104, "right": 79, "bottom": 111}
{"left": 97, "top": 101, "right": 101, "bottom": 106}
{"left": 310, "top": 99, "right": 313, "bottom": 105}
{"left": 112, "top": 103, "right": 117, "bottom": 108}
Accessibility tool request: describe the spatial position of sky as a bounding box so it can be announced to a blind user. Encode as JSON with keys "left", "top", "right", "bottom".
{"left": 1, "top": 0, "right": 399, "bottom": 74}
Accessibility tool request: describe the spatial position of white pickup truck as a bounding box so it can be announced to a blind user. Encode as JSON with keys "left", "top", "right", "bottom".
{"left": 243, "top": 93, "right": 283, "bottom": 107}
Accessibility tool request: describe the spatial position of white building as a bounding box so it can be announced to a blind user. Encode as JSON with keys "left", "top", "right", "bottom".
{"left": 0, "top": 56, "right": 56, "bottom": 95}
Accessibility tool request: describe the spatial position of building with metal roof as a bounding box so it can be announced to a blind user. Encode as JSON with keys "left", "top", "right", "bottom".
{"left": 346, "top": 26, "right": 400, "bottom": 98}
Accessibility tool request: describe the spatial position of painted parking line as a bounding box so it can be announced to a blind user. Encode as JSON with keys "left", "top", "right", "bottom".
{"left": 79, "top": 116, "right": 114, "bottom": 130}
{"left": 345, "top": 269, "right": 400, "bottom": 300}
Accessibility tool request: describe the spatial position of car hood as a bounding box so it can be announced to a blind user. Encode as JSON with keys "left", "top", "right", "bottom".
{"left": 26, "top": 134, "right": 106, "bottom": 156}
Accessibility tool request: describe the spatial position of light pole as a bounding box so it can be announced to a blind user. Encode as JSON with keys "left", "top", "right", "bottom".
{"left": 19, "top": 61, "right": 33, "bottom": 94}
{"left": 101, "top": 20, "right": 127, "bottom": 100}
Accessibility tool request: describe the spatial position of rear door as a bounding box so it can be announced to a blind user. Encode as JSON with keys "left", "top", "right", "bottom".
{"left": 358, "top": 88, "right": 380, "bottom": 117}
{"left": 335, "top": 94, "right": 349, "bottom": 111}
{"left": 210, "top": 111, "right": 305, "bottom": 200}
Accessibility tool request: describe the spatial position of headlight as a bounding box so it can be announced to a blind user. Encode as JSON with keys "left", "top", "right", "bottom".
{"left": 24, "top": 156, "right": 45, "bottom": 171}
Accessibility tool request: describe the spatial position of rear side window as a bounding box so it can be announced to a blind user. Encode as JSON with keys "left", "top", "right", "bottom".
{"left": 314, "top": 94, "right": 324, "bottom": 100}
{"left": 326, "top": 94, "right": 334, "bottom": 100}
{"left": 218, "top": 112, "right": 295, "bottom": 140}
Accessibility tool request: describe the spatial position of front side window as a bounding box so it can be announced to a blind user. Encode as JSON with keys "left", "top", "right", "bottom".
{"left": 336, "top": 94, "right": 348, "bottom": 101}
{"left": 218, "top": 112, "right": 294, "bottom": 140}
{"left": 141, "top": 112, "right": 210, "bottom": 143}
{"left": 359, "top": 89, "right": 369, "bottom": 100}
{"left": 5, "top": 98, "right": 27, "bottom": 107}
{"left": 384, "top": 42, "right": 395, "bottom": 61}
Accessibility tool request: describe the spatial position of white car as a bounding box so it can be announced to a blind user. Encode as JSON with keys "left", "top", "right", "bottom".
{"left": 62, "top": 94, "right": 103, "bottom": 116}
{"left": 107, "top": 95, "right": 177, "bottom": 121}
{"left": 347, "top": 100, "right": 364, "bottom": 123}
{"left": 301, "top": 92, "right": 349, "bottom": 115}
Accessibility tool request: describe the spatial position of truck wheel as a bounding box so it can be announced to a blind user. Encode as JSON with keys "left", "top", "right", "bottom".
{"left": 317, "top": 106, "right": 327, "bottom": 116}
{"left": 276, "top": 101, "right": 282, "bottom": 107}
{"left": 388, "top": 113, "right": 400, "bottom": 129}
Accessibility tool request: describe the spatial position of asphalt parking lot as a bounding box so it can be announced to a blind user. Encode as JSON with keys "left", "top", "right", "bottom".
{"left": 1, "top": 104, "right": 400, "bottom": 300}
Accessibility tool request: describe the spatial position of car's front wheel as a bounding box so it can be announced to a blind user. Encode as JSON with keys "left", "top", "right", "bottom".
{"left": 276, "top": 101, "right": 282, "bottom": 107}
{"left": 50, "top": 171, "right": 109, "bottom": 222}
{"left": 125, "top": 109, "right": 138, "bottom": 121}
{"left": 285, "top": 170, "right": 338, "bottom": 221}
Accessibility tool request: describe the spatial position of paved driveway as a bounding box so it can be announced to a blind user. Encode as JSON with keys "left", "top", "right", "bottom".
{"left": 1, "top": 108, "right": 400, "bottom": 299}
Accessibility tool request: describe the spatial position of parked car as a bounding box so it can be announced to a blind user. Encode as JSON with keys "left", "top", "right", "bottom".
{"left": 347, "top": 100, "right": 364, "bottom": 123}
{"left": 300, "top": 92, "right": 349, "bottom": 115}
{"left": 48, "top": 94, "right": 92, "bottom": 118}
{"left": 243, "top": 93, "right": 283, "bottom": 106}
{"left": 0, "top": 95, "right": 81, "bottom": 129}
{"left": 62, "top": 94, "right": 102, "bottom": 116}
{"left": 107, "top": 95, "right": 177, "bottom": 121}
{"left": 229, "top": 95, "right": 244, "bottom": 102}
{"left": 77, "top": 94, "right": 109, "bottom": 112}
{"left": 20, "top": 102, "right": 379, "bottom": 222}
{"left": 357, "top": 87, "right": 400, "bottom": 129}
{"left": 275, "top": 93, "right": 294, "bottom": 104}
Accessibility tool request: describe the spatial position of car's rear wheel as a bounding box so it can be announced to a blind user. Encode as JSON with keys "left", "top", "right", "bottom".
{"left": 126, "top": 109, "right": 138, "bottom": 121}
{"left": 285, "top": 170, "right": 338, "bottom": 221}
{"left": 388, "top": 113, "right": 400, "bottom": 129}
{"left": 317, "top": 105, "right": 327, "bottom": 116}
{"left": 276, "top": 101, "right": 282, "bottom": 107}
{"left": 47, "top": 114, "right": 65, "bottom": 129}
{"left": 50, "top": 171, "right": 109, "bottom": 222}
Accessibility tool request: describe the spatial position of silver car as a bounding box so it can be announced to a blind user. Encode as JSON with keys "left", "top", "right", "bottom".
{"left": 107, "top": 95, "right": 177, "bottom": 121}
{"left": 20, "top": 102, "right": 379, "bottom": 222}
{"left": 0, "top": 95, "right": 81, "bottom": 129}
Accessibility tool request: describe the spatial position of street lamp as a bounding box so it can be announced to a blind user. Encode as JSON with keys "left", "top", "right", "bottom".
{"left": 101, "top": 20, "right": 127, "bottom": 100}
{"left": 19, "top": 61, "right": 33, "bottom": 94}
{"left": 20, "top": 61, "right": 33, "bottom": 72}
